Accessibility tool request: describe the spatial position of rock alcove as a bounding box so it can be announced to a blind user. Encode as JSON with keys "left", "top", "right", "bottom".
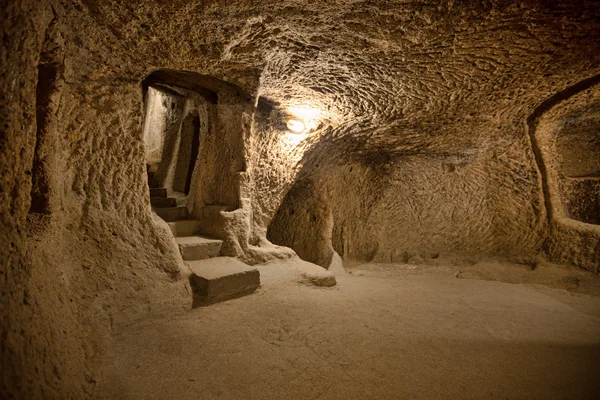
{"left": 2, "top": 1, "right": 600, "bottom": 398}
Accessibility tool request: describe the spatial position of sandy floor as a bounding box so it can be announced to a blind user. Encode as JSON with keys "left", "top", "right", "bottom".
{"left": 98, "top": 259, "right": 600, "bottom": 400}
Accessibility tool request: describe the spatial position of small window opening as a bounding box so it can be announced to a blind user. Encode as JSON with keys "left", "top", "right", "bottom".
{"left": 555, "top": 107, "right": 600, "bottom": 225}
{"left": 30, "top": 17, "right": 63, "bottom": 215}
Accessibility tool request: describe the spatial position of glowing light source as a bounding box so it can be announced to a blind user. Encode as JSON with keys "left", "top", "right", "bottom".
{"left": 285, "top": 105, "right": 321, "bottom": 135}
{"left": 286, "top": 119, "right": 306, "bottom": 133}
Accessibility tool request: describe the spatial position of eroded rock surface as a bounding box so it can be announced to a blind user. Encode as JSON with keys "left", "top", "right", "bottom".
{"left": 2, "top": 1, "right": 600, "bottom": 398}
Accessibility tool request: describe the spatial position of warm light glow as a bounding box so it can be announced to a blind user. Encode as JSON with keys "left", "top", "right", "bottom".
{"left": 285, "top": 105, "right": 322, "bottom": 135}
{"left": 286, "top": 119, "right": 306, "bottom": 133}
{"left": 282, "top": 132, "right": 309, "bottom": 146}
{"left": 289, "top": 106, "right": 320, "bottom": 120}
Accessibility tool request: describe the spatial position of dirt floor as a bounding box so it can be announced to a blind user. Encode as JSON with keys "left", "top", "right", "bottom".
{"left": 98, "top": 259, "right": 600, "bottom": 400}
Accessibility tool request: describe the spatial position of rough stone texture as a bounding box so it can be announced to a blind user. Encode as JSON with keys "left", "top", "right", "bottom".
{"left": 269, "top": 147, "right": 548, "bottom": 267}
{"left": 2, "top": 0, "right": 600, "bottom": 398}
{"left": 2, "top": 2, "right": 189, "bottom": 398}
{"left": 188, "top": 257, "right": 260, "bottom": 305}
{"left": 298, "top": 270, "right": 337, "bottom": 288}
{"left": 143, "top": 87, "right": 184, "bottom": 168}
{"left": 153, "top": 205, "right": 189, "bottom": 222}
{"left": 175, "top": 236, "right": 223, "bottom": 261}
{"left": 167, "top": 219, "right": 200, "bottom": 237}
{"left": 534, "top": 82, "right": 600, "bottom": 271}
{"left": 268, "top": 179, "right": 334, "bottom": 267}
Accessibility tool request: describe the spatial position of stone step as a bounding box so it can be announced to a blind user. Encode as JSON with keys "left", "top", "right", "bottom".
{"left": 150, "top": 197, "right": 177, "bottom": 208}
{"left": 149, "top": 187, "right": 167, "bottom": 198}
{"left": 167, "top": 219, "right": 200, "bottom": 237}
{"left": 188, "top": 257, "right": 260, "bottom": 306}
{"left": 148, "top": 177, "right": 160, "bottom": 188}
{"left": 154, "top": 206, "right": 189, "bottom": 222}
{"left": 175, "top": 236, "right": 222, "bottom": 261}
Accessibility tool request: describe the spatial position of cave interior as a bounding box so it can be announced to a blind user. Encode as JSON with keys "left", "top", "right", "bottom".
{"left": 1, "top": 1, "right": 600, "bottom": 399}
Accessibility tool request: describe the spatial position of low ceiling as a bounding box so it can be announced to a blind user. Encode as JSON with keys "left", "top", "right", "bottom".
{"left": 69, "top": 0, "right": 600, "bottom": 160}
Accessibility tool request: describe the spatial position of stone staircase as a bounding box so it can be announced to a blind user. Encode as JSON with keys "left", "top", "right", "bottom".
{"left": 147, "top": 167, "right": 260, "bottom": 305}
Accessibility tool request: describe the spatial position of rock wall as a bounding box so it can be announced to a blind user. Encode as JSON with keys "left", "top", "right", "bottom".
{"left": 268, "top": 179, "right": 334, "bottom": 267}
{"left": 2, "top": 0, "right": 600, "bottom": 398}
{"left": 533, "top": 79, "right": 600, "bottom": 271}
{"left": 267, "top": 127, "right": 547, "bottom": 267}
{"left": 149, "top": 88, "right": 187, "bottom": 188}
{"left": 1, "top": 2, "right": 188, "bottom": 398}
